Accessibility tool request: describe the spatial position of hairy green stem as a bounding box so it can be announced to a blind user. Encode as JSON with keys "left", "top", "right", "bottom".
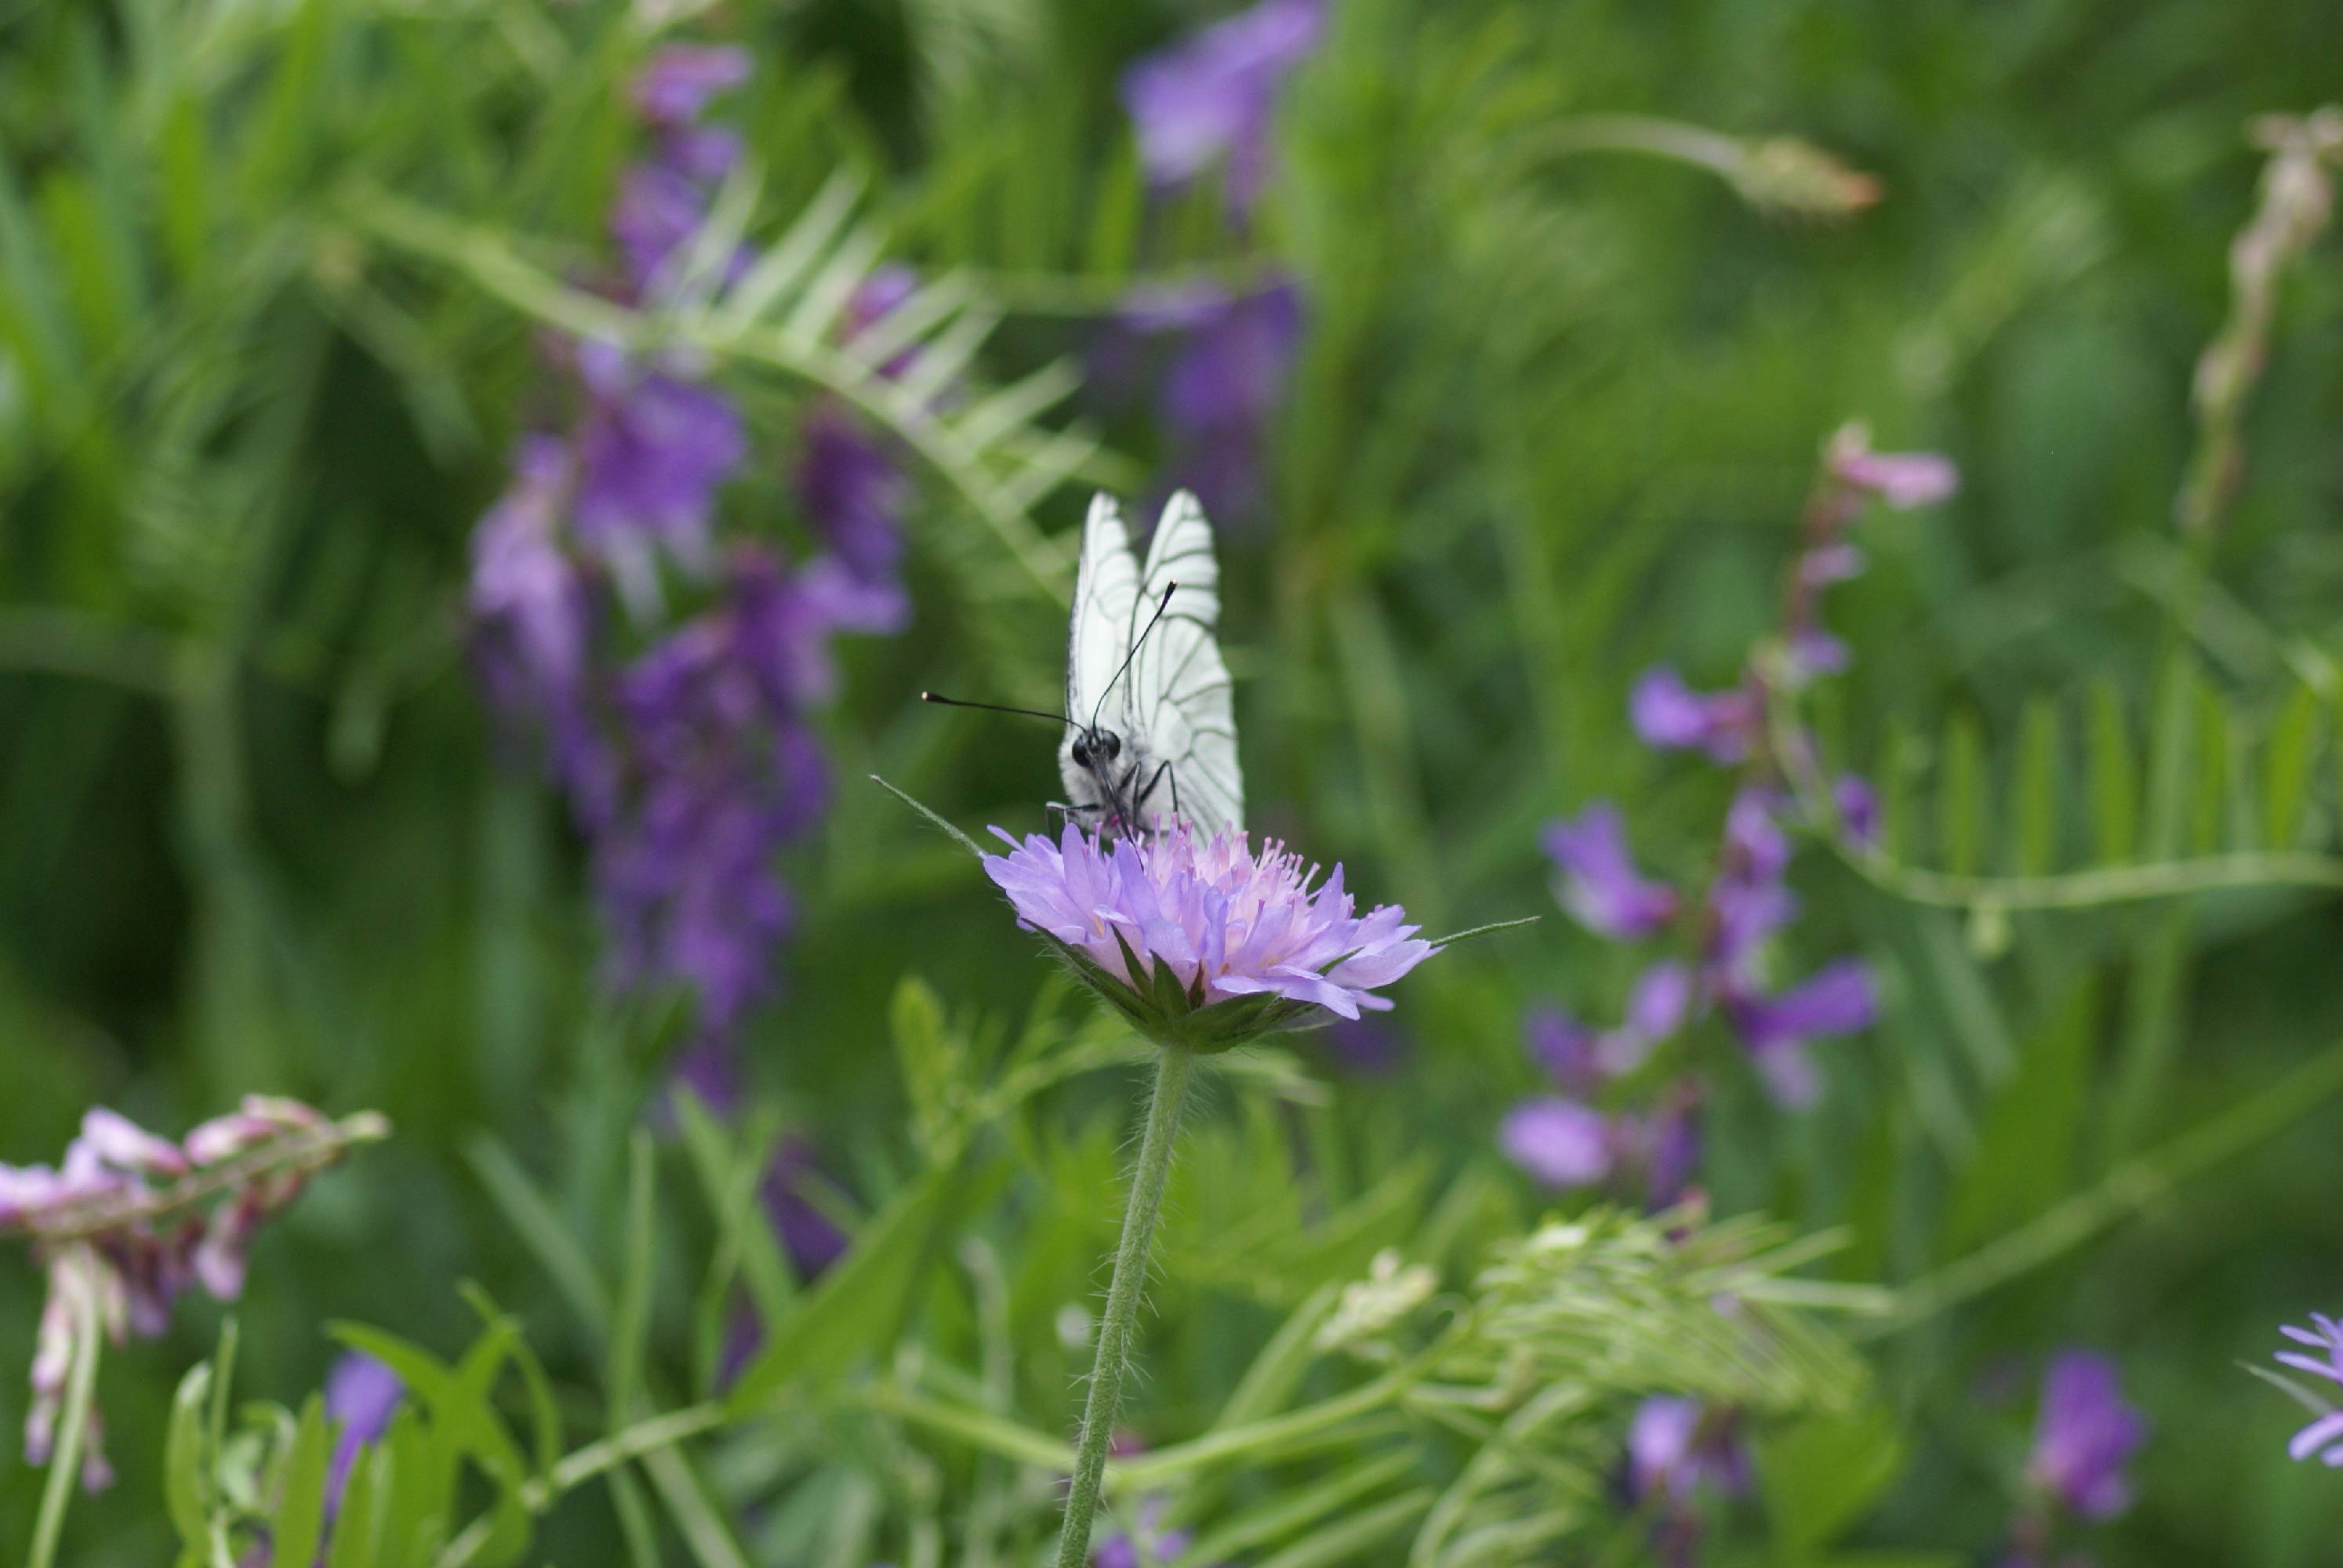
{"left": 27, "top": 1276, "right": 102, "bottom": 1568}
{"left": 1055, "top": 1046, "right": 1195, "bottom": 1568}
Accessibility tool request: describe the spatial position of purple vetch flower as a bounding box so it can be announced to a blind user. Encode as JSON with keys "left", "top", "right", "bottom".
{"left": 324, "top": 1352, "right": 402, "bottom": 1506}
{"left": 1499, "top": 1098, "right": 1615, "bottom": 1189}
{"left": 1092, "top": 1494, "right": 1196, "bottom": 1568}
{"left": 1833, "top": 775, "right": 1880, "bottom": 845}
{"left": 1121, "top": 0, "right": 1323, "bottom": 215}
{"left": 1542, "top": 804, "right": 1680, "bottom": 940}
{"left": 1102, "top": 279, "right": 1306, "bottom": 527}
{"left": 2274, "top": 1315, "right": 2343, "bottom": 1465}
{"left": 1321, "top": 1016, "right": 1408, "bottom": 1074}
{"left": 596, "top": 547, "right": 905, "bottom": 1060}
{"left": 2025, "top": 1353, "right": 2147, "bottom": 1519}
{"left": 762, "top": 1138, "right": 851, "bottom": 1281}
{"left": 5, "top": 1100, "right": 372, "bottom": 1492}
{"left": 1628, "top": 1397, "right": 1752, "bottom": 1502}
{"left": 1630, "top": 667, "right": 1760, "bottom": 764}
{"left": 1721, "top": 959, "right": 1878, "bottom": 1107}
{"left": 633, "top": 45, "right": 750, "bottom": 126}
{"left": 570, "top": 341, "right": 747, "bottom": 601}
{"left": 1828, "top": 424, "right": 1959, "bottom": 511}
{"left": 1624, "top": 1396, "right": 1750, "bottom": 1567}
{"left": 794, "top": 405, "right": 908, "bottom": 585}
{"left": 982, "top": 822, "right": 1435, "bottom": 1039}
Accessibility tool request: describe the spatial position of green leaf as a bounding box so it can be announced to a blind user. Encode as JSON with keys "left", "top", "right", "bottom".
{"left": 2013, "top": 695, "right": 2060, "bottom": 874}
{"left": 1945, "top": 978, "right": 2098, "bottom": 1250}
{"left": 2263, "top": 683, "right": 2324, "bottom": 848}
{"left": 727, "top": 1165, "right": 975, "bottom": 1410}
{"left": 325, "top": 1445, "right": 387, "bottom": 1568}
{"left": 268, "top": 1395, "right": 332, "bottom": 1568}
{"left": 1938, "top": 710, "right": 1985, "bottom": 876}
{"left": 2190, "top": 678, "right": 2229, "bottom": 854}
{"left": 2087, "top": 681, "right": 2138, "bottom": 864}
{"left": 1757, "top": 1406, "right": 1906, "bottom": 1552}
{"left": 870, "top": 774, "right": 986, "bottom": 858}
{"left": 891, "top": 975, "right": 963, "bottom": 1155}
{"left": 459, "top": 1282, "right": 562, "bottom": 1483}
{"left": 164, "top": 1361, "right": 215, "bottom": 1545}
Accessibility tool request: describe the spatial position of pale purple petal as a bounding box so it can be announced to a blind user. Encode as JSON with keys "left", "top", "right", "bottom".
{"left": 1630, "top": 666, "right": 1757, "bottom": 764}
{"left": 2291, "top": 1411, "right": 2343, "bottom": 1464}
{"left": 2026, "top": 1352, "right": 2146, "bottom": 1519}
{"left": 1499, "top": 1098, "right": 1613, "bottom": 1189}
{"left": 634, "top": 46, "right": 750, "bottom": 126}
{"left": 1835, "top": 448, "right": 1958, "bottom": 510}
{"left": 1542, "top": 804, "right": 1678, "bottom": 940}
{"left": 1121, "top": 0, "right": 1322, "bottom": 212}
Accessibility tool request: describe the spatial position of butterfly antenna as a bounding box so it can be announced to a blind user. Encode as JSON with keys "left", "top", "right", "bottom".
{"left": 921, "top": 691, "right": 1068, "bottom": 728}
{"left": 1091, "top": 582, "right": 1179, "bottom": 735}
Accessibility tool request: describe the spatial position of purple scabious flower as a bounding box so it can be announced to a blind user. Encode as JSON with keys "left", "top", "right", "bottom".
{"left": 1630, "top": 667, "right": 1760, "bottom": 764}
{"left": 1543, "top": 804, "right": 1680, "bottom": 940}
{"left": 2275, "top": 1314, "right": 2343, "bottom": 1465}
{"left": 1121, "top": 0, "right": 1323, "bottom": 216}
{"left": 983, "top": 822, "right": 1433, "bottom": 1043}
{"left": 2025, "top": 1352, "right": 2147, "bottom": 1519}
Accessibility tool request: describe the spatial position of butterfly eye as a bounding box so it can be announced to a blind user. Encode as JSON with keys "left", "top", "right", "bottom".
{"left": 1099, "top": 732, "right": 1121, "bottom": 761}
{"left": 1071, "top": 738, "right": 1092, "bottom": 767}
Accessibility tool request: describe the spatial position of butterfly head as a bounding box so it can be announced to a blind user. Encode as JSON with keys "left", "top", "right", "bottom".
{"left": 1069, "top": 729, "right": 1121, "bottom": 770}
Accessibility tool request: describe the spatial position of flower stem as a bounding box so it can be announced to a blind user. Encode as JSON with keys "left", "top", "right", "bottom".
{"left": 1055, "top": 1045, "right": 1195, "bottom": 1568}
{"left": 27, "top": 1280, "right": 101, "bottom": 1568}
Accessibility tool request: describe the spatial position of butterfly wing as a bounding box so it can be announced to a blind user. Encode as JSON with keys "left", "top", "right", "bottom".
{"left": 1063, "top": 493, "right": 1141, "bottom": 801}
{"left": 1126, "top": 490, "right": 1244, "bottom": 836}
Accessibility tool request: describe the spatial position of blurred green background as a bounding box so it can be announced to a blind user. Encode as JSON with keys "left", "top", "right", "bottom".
{"left": 2, "top": 0, "right": 2341, "bottom": 1560}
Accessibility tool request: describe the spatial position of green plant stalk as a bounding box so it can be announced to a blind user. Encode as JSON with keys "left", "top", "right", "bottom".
{"left": 27, "top": 1274, "right": 102, "bottom": 1568}
{"left": 1870, "top": 1032, "right": 2343, "bottom": 1337}
{"left": 1055, "top": 1045, "right": 1196, "bottom": 1568}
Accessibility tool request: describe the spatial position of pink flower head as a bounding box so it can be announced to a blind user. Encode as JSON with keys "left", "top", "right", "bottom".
{"left": 982, "top": 822, "right": 1433, "bottom": 1046}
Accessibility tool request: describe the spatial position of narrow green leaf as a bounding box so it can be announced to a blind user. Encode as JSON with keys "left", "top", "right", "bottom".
{"left": 1938, "top": 710, "right": 1985, "bottom": 876}
{"left": 324, "top": 1446, "right": 387, "bottom": 1568}
{"left": 728, "top": 1167, "right": 964, "bottom": 1410}
{"left": 2262, "top": 684, "right": 2323, "bottom": 848}
{"left": 2086, "top": 681, "right": 2137, "bottom": 865}
{"left": 268, "top": 1396, "right": 332, "bottom": 1568}
{"left": 459, "top": 1282, "right": 562, "bottom": 1483}
{"left": 2189, "top": 679, "right": 2229, "bottom": 854}
{"left": 2013, "top": 695, "right": 2060, "bottom": 874}
{"left": 609, "top": 1131, "right": 658, "bottom": 1426}
{"left": 164, "top": 1362, "right": 214, "bottom": 1544}
{"left": 1880, "top": 717, "right": 1920, "bottom": 866}
{"left": 892, "top": 975, "right": 961, "bottom": 1154}
{"left": 2140, "top": 652, "right": 2195, "bottom": 858}
{"left": 1945, "top": 978, "right": 2098, "bottom": 1250}
{"left": 1758, "top": 1406, "right": 1906, "bottom": 1551}
{"left": 465, "top": 1134, "right": 612, "bottom": 1339}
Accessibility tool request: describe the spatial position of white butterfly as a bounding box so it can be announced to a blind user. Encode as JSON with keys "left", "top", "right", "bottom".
{"left": 1059, "top": 490, "right": 1244, "bottom": 840}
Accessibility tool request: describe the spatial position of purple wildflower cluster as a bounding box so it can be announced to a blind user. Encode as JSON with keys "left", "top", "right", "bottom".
{"left": 0, "top": 1098, "right": 366, "bottom": 1490}
{"left": 1103, "top": 2, "right": 1320, "bottom": 527}
{"left": 983, "top": 822, "right": 1434, "bottom": 1038}
{"left": 2273, "top": 1312, "right": 2343, "bottom": 1466}
{"left": 1502, "top": 426, "right": 1956, "bottom": 1206}
{"left": 1122, "top": 0, "right": 1322, "bottom": 219}
{"left": 2003, "top": 1352, "right": 2147, "bottom": 1566}
{"left": 469, "top": 44, "right": 912, "bottom": 1092}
